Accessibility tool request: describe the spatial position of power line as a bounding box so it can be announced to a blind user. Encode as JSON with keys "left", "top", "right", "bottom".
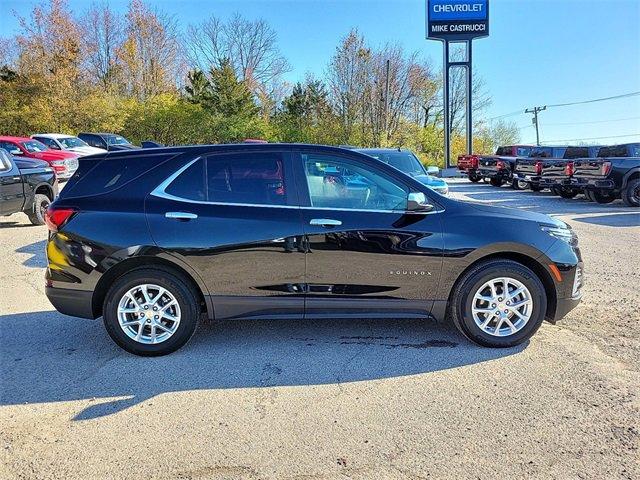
{"left": 539, "top": 133, "right": 640, "bottom": 144}
{"left": 544, "top": 116, "right": 640, "bottom": 126}
{"left": 546, "top": 91, "right": 640, "bottom": 108}
{"left": 488, "top": 91, "right": 640, "bottom": 121}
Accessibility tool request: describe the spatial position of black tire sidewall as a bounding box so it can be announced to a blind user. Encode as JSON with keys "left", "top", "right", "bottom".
{"left": 27, "top": 194, "right": 50, "bottom": 225}
{"left": 622, "top": 179, "right": 640, "bottom": 207}
{"left": 103, "top": 269, "right": 200, "bottom": 356}
{"left": 454, "top": 262, "right": 547, "bottom": 348}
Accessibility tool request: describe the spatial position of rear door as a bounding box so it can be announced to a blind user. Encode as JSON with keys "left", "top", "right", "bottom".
{"left": 293, "top": 150, "right": 444, "bottom": 318}
{"left": 0, "top": 150, "right": 25, "bottom": 215}
{"left": 145, "top": 150, "right": 306, "bottom": 320}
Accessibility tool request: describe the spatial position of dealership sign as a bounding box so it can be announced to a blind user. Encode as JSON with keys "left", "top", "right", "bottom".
{"left": 426, "top": 0, "right": 489, "bottom": 40}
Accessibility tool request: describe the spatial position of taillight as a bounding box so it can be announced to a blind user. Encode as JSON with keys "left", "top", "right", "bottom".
{"left": 601, "top": 161, "right": 612, "bottom": 176}
{"left": 496, "top": 160, "right": 505, "bottom": 170}
{"left": 470, "top": 155, "right": 480, "bottom": 168}
{"left": 565, "top": 161, "right": 574, "bottom": 176}
{"left": 44, "top": 206, "right": 77, "bottom": 232}
{"left": 535, "top": 161, "right": 543, "bottom": 175}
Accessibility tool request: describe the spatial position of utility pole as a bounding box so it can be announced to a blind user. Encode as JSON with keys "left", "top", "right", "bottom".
{"left": 525, "top": 105, "right": 547, "bottom": 145}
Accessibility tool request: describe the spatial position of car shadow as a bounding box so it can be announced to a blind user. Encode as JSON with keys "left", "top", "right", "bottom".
{"left": 15, "top": 239, "right": 47, "bottom": 268}
{"left": 572, "top": 212, "right": 640, "bottom": 227}
{"left": 0, "top": 310, "right": 526, "bottom": 420}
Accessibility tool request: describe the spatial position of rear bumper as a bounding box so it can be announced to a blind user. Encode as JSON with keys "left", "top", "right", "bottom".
{"left": 478, "top": 168, "right": 510, "bottom": 179}
{"left": 514, "top": 173, "right": 540, "bottom": 183}
{"left": 45, "top": 286, "right": 95, "bottom": 319}
{"left": 574, "top": 178, "right": 616, "bottom": 191}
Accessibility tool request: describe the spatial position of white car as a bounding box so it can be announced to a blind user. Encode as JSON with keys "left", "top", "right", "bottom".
{"left": 31, "top": 133, "right": 107, "bottom": 157}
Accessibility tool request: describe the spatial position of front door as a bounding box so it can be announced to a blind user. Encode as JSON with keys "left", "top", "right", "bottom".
{"left": 294, "top": 151, "right": 444, "bottom": 318}
{"left": 146, "top": 150, "right": 306, "bottom": 320}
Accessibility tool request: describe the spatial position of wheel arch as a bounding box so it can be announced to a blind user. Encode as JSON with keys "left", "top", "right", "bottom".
{"left": 34, "top": 182, "right": 54, "bottom": 200}
{"left": 622, "top": 168, "right": 640, "bottom": 188}
{"left": 91, "top": 256, "right": 212, "bottom": 320}
{"left": 445, "top": 251, "right": 557, "bottom": 321}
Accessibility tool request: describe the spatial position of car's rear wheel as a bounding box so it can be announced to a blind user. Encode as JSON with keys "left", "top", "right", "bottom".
{"left": 550, "top": 187, "right": 561, "bottom": 196}
{"left": 621, "top": 179, "right": 640, "bottom": 207}
{"left": 103, "top": 268, "right": 200, "bottom": 356}
{"left": 468, "top": 173, "right": 481, "bottom": 182}
{"left": 592, "top": 191, "right": 616, "bottom": 204}
{"left": 489, "top": 177, "right": 504, "bottom": 187}
{"left": 449, "top": 260, "right": 547, "bottom": 348}
{"left": 27, "top": 193, "right": 51, "bottom": 225}
{"left": 584, "top": 190, "right": 596, "bottom": 202}
{"left": 529, "top": 183, "right": 543, "bottom": 192}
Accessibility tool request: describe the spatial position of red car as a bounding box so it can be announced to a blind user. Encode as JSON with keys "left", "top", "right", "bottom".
{"left": 0, "top": 136, "right": 79, "bottom": 180}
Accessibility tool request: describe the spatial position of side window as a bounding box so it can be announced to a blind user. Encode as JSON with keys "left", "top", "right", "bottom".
{"left": 0, "top": 149, "right": 12, "bottom": 172}
{"left": 82, "top": 135, "right": 103, "bottom": 148}
{"left": 165, "top": 159, "right": 206, "bottom": 201}
{"left": 206, "top": 153, "right": 286, "bottom": 205}
{"left": 36, "top": 137, "right": 58, "bottom": 149}
{"left": 302, "top": 153, "right": 408, "bottom": 211}
{"left": 631, "top": 145, "right": 640, "bottom": 157}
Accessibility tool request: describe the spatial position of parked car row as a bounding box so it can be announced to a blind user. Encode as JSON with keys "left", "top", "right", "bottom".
{"left": 0, "top": 132, "right": 149, "bottom": 182}
{"left": 458, "top": 143, "right": 640, "bottom": 207}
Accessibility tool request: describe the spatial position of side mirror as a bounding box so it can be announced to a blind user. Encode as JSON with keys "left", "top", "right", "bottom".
{"left": 426, "top": 166, "right": 440, "bottom": 176}
{"left": 406, "top": 192, "right": 434, "bottom": 212}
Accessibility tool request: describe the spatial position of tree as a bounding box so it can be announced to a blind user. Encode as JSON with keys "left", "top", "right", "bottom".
{"left": 80, "top": 1, "right": 125, "bottom": 90}
{"left": 186, "top": 14, "right": 289, "bottom": 93}
{"left": 184, "top": 69, "right": 211, "bottom": 104}
{"left": 207, "top": 58, "right": 258, "bottom": 118}
{"left": 118, "top": 0, "right": 181, "bottom": 99}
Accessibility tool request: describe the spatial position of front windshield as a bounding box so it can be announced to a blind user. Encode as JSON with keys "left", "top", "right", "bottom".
{"left": 106, "top": 135, "right": 131, "bottom": 145}
{"left": 59, "top": 137, "right": 89, "bottom": 149}
{"left": 21, "top": 140, "right": 49, "bottom": 153}
{"left": 358, "top": 150, "right": 426, "bottom": 176}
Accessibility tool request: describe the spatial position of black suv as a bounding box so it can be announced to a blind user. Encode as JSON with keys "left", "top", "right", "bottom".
{"left": 44, "top": 144, "right": 583, "bottom": 355}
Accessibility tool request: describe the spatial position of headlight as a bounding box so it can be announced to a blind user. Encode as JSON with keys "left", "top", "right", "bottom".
{"left": 541, "top": 225, "right": 578, "bottom": 247}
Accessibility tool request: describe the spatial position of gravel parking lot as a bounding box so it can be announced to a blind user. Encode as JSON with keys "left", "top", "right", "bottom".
{"left": 1, "top": 179, "right": 639, "bottom": 480}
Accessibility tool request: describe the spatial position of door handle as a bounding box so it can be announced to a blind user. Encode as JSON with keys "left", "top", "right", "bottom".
{"left": 309, "top": 218, "right": 342, "bottom": 227}
{"left": 165, "top": 212, "right": 198, "bottom": 220}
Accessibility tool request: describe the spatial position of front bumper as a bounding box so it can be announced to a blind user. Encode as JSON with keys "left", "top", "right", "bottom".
{"left": 45, "top": 286, "right": 95, "bottom": 319}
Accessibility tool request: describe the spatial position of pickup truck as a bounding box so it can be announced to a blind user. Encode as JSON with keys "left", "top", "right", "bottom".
{"left": 0, "top": 148, "right": 58, "bottom": 225}
{"left": 0, "top": 135, "right": 79, "bottom": 181}
{"left": 513, "top": 146, "right": 596, "bottom": 193}
{"left": 572, "top": 142, "right": 640, "bottom": 206}
{"left": 538, "top": 146, "right": 602, "bottom": 198}
{"left": 457, "top": 145, "right": 534, "bottom": 185}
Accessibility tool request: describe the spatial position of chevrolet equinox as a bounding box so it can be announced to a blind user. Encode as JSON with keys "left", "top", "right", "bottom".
{"left": 44, "top": 144, "right": 583, "bottom": 355}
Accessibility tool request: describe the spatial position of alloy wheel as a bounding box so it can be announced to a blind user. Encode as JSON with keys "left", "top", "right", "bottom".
{"left": 117, "top": 284, "right": 181, "bottom": 344}
{"left": 471, "top": 277, "right": 533, "bottom": 337}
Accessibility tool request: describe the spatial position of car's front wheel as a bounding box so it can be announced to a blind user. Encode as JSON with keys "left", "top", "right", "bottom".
{"left": 449, "top": 260, "right": 547, "bottom": 348}
{"left": 103, "top": 268, "right": 200, "bottom": 356}
{"left": 621, "top": 179, "right": 640, "bottom": 207}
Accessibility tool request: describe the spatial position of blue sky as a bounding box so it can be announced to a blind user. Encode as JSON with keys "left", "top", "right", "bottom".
{"left": 2, "top": 0, "right": 639, "bottom": 145}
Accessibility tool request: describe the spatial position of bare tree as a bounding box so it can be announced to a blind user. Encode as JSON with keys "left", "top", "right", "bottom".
{"left": 80, "top": 1, "right": 125, "bottom": 90}
{"left": 118, "top": 0, "right": 181, "bottom": 99}
{"left": 185, "top": 13, "right": 289, "bottom": 94}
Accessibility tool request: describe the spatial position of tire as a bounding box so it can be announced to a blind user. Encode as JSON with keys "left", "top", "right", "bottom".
{"left": 558, "top": 188, "right": 578, "bottom": 199}
{"left": 584, "top": 190, "right": 596, "bottom": 202}
{"left": 103, "top": 267, "right": 201, "bottom": 356}
{"left": 529, "top": 183, "right": 543, "bottom": 192}
{"left": 489, "top": 177, "right": 504, "bottom": 187}
{"left": 468, "top": 173, "right": 481, "bottom": 183}
{"left": 26, "top": 193, "right": 51, "bottom": 225}
{"left": 448, "top": 259, "right": 547, "bottom": 348}
{"left": 592, "top": 191, "right": 616, "bottom": 204}
{"left": 621, "top": 179, "right": 640, "bottom": 207}
{"left": 550, "top": 187, "right": 561, "bottom": 196}
{"left": 511, "top": 179, "right": 527, "bottom": 190}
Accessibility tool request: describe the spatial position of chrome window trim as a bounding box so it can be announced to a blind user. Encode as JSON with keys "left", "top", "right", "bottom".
{"left": 150, "top": 157, "right": 444, "bottom": 215}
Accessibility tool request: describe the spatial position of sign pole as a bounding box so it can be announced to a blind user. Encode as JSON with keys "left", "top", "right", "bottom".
{"left": 443, "top": 40, "right": 451, "bottom": 169}
{"left": 426, "top": 0, "right": 488, "bottom": 174}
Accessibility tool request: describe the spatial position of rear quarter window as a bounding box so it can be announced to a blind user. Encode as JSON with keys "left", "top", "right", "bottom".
{"left": 60, "top": 153, "right": 178, "bottom": 199}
